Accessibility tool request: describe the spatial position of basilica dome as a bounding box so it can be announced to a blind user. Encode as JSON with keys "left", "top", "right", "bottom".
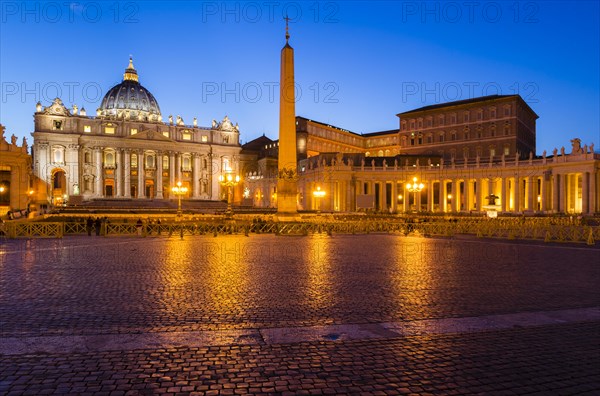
{"left": 97, "top": 58, "right": 162, "bottom": 122}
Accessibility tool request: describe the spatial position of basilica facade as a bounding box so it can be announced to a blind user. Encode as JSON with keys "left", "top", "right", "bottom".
{"left": 32, "top": 59, "right": 242, "bottom": 205}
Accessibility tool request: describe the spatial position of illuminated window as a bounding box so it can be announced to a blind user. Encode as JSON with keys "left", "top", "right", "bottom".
{"left": 182, "top": 131, "right": 192, "bottom": 141}
{"left": 146, "top": 154, "right": 155, "bottom": 169}
{"left": 163, "top": 155, "right": 169, "bottom": 169}
{"left": 130, "top": 128, "right": 138, "bottom": 135}
{"left": 83, "top": 125, "right": 91, "bottom": 133}
{"left": 105, "top": 126, "right": 115, "bottom": 134}
{"left": 131, "top": 154, "right": 138, "bottom": 168}
{"left": 201, "top": 135, "right": 208, "bottom": 142}
{"left": 490, "top": 148, "right": 496, "bottom": 157}
{"left": 52, "top": 146, "right": 64, "bottom": 164}
{"left": 182, "top": 156, "right": 191, "bottom": 171}
{"left": 105, "top": 152, "right": 115, "bottom": 166}
{"left": 504, "top": 147, "right": 510, "bottom": 155}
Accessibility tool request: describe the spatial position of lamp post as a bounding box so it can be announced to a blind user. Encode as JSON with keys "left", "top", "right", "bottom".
{"left": 219, "top": 171, "right": 240, "bottom": 218}
{"left": 406, "top": 176, "right": 424, "bottom": 212}
{"left": 171, "top": 181, "right": 188, "bottom": 217}
{"left": 312, "top": 185, "right": 326, "bottom": 213}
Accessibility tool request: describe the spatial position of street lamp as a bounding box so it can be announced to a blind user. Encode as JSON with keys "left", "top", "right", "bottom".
{"left": 219, "top": 171, "right": 240, "bottom": 218}
{"left": 171, "top": 181, "right": 188, "bottom": 217}
{"left": 312, "top": 185, "right": 326, "bottom": 213}
{"left": 406, "top": 176, "right": 424, "bottom": 212}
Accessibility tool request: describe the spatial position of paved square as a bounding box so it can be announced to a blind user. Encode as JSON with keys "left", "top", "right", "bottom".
{"left": 1, "top": 234, "right": 599, "bottom": 394}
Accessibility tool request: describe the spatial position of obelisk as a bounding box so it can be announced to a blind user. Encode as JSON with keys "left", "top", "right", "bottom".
{"left": 276, "top": 17, "right": 298, "bottom": 216}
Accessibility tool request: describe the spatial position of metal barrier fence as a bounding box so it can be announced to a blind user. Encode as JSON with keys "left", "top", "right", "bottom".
{"left": 1, "top": 220, "right": 597, "bottom": 245}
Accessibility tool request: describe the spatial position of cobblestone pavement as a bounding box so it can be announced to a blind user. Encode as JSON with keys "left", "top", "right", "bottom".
{"left": 1, "top": 235, "right": 599, "bottom": 394}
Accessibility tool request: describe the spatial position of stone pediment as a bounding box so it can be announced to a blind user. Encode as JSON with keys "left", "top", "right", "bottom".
{"left": 127, "top": 130, "right": 174, "bottom": 142}
{"left": 42, "top": 98, "right": 71, "bottom": 117}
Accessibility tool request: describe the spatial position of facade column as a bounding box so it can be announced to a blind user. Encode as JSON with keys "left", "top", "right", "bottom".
{"left": 169, "top": 152, "right": 176, "bottom": 199}
{"left": 66, "top": 144, "right": 80, "bottom": 196}
{"left": 123, "top": 150, "right": 131, "bottom": 198}
{"left": 176, "top": 152, "right": 182, "bottom": 182}
{"left": 527, "top": 176, "right": 534, "bottom": 211}
{"left": 137, "top": 150, "right": 145, "bottom": 198}
{"left": 156, "top": 151, "right": 164, "bottom": 199}
{"left": 582, "top": 172, "right": 589, "bottom": 214}
{"left": 115, "top": 148, "right": 122, "bottom": 197}
{"left": 192, "top": 153, "right": 200, "bottom": 198}
{"left": 94, "top": 147, "right": 103, "bottom": 197}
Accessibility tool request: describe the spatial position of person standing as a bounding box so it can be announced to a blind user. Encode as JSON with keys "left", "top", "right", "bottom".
{"left": 94, "top": 217, "right": 102, "bottom": 236}
{"left": 86, "top": 216, "right": 93, "bottom": 236}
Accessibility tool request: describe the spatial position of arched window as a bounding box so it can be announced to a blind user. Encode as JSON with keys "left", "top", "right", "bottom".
{"left": 182, "top": 156, "right": 191, "bottom": 171}
{"left": 52, "top": 146, "right": 64, "bottom": 164}
{"left": 146, "top": 154, "right": 155, "bottom": 169}
{"left": 104, "top": 152, "right": 115, "bottom": 166}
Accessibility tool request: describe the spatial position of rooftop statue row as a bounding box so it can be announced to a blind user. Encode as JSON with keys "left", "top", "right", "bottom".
{"left": 36, "top": 98, "right": 239, "bottom": 132}
{"left": 0, "top": 124, "right": 28, "bottom": 154}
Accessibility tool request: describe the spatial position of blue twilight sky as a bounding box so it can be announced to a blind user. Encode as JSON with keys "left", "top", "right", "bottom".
{"left": 1, "top": 1, "right": 598, "bottom": 152}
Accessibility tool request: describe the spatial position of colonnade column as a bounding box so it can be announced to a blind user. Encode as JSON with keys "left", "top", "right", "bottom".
{"left": 123, "top": 149, "right": 131, "bottom": 198}
{"left": 439, "top": 180, "right": 446, "bottom": 212}
{"left": 465, "top": 180, "right": 472, "bottom": 211}
{"left": 501, "top": 177, "right": 507, "bottom": 212}
{"left": 475, "top": 178, "right": 482, "bottom": 211}
{"left": 539, "top": 176, "right": 546, "bottom": 212}
{"left": 380, "top": 182, "right": 387, "bottom": 212}
{"left": 589, "top": 170, "right": 596, "bottom": 214}
{"left": 558, "top": 174, "right": 566, "bottom": 213}
{"left": 402, "top": 183, "right": 409, "bottom": 212}
{"left": 552, "top": 173, "right": 559, "bottom": 213}
{"left": 582, "top": 172, "right": 589, "bottom": 214}
{"left": 156, "top": 151, "right": 164, "bottom": 199}
{"left": 94, "top": 147, "right": 103, "bottom": 197}
{"left": 513, "top": 177, "right": 520, "bottom": 212}
{"left": 137, "top": 150, "right": 145, "bottom": 198}
{"left": 426, "top": 181, "right": 434, "bottom": 212}
{"left": 527, "top": 176, "right": 534, "bottom": 211}
{"left": 451, "top": 179, "right": 458, "bottom": 212}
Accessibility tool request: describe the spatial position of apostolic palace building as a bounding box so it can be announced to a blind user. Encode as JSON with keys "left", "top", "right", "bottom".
{"left": 4, "top": 52, "right": 595, "bottom": 217}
